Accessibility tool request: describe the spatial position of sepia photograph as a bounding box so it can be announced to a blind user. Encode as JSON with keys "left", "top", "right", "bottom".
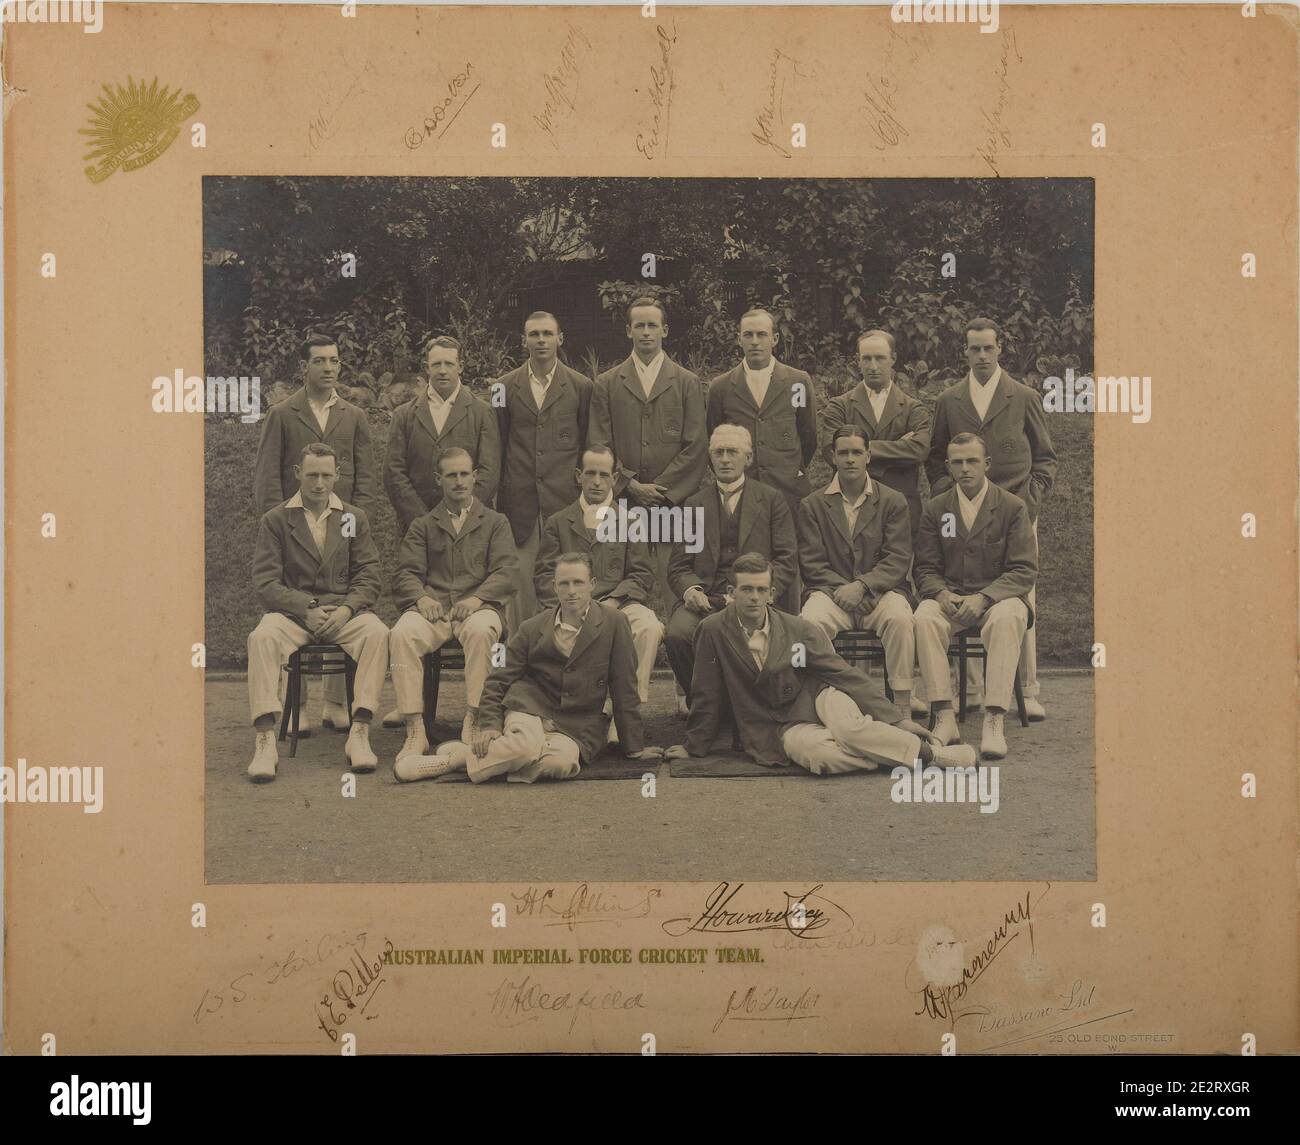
{"left": 202, "top": 174, "right": 1095, "bottom": 883}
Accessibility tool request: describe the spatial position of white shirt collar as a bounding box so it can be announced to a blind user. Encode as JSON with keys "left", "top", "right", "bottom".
{"left": 716, "top": 475, "right": 746, "bottom": 496}
{"left": 581, "top": 492, "right": 613, "bottom": 529}
{"left": 307, "top": 388, "right": 339, "bottom": 407}
{"left": 824, "top": 473, "right": 873, "bottom": 502}
{"left": 529, "top": 361, "right": 558, "bottom": 387}
{"left": 968, "top": 365, "right": 1003, "bottom": 392}
{"left": 956, "top": 478, "right": 990, "bottom": 514}
{"left": 740, "top": 606, "right": 771, "bottom": 640}
{"left": 427, "top": 381, "right": 462, "bottom": 407}
{"left": 554, "top": 601, "right": 593, "bottom": 631}
{"left": 631, "top": 350, "right": 665, "bottom": 382}
{"left": 286, "top": 491, "right": 344, "bottom": 514}
{"left": 743, "top": 357, "right": 777, "bottom": 382}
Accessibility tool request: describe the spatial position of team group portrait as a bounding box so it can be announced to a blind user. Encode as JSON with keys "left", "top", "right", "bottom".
{"left": 202, "top": 176, "right": 1095, "bottom": 883}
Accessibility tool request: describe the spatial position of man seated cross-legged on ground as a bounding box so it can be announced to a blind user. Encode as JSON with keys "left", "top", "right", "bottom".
{"left": 394, "top": 553, "right": 663, "bottom": 783}
{"left": 664, "top": 553, "right": 975, "bottom": 774}
{"left": 246, "top": 443, "right": 389, "bottom": 782}
{"left": 913, "top": 431, "right": 1038, "bottom": 761}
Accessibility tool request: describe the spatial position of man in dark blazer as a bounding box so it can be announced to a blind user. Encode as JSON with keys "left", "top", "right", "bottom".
{"left": 663, "top": 554, "right": 971, "bottom": 772}
{"left": 393, "top": 554, "right": 662, "bottom": 783}
{"left": 253, "top": 333, "right": 381, "bottom": 729}
{"left": 664, "top": 424, "right": 797, "bottom": 707}
{"left": 821, "top": 329, "right": 932, "bottom": 535}
{"left": 706, "top": 308, "right": 819, "bottom": 523}
{"left": 253, "top": 333, "right": 380, "bottom": 518}
{"left": 493, "top": 311, "right": 593, "bottom": 632}
{"left": 925, "top": 317, "right": 1056, "bottom": 720}
{"left": 590, "top": 296, "right": 708, "bottom": 612}
{"left": 246, "top": 443, "right": 388, "bottom": 782}
{"left": 536, "top": 444, "right": 662, "bottom": 713}
{"left": 388, "top": 447, "right": 518, "bottom": 761}
{"left": 799, "top": 424, "right": 916, "bottom": 719}
{"left": 384, "top": 335, "right": 501, "bottom": 538}
{"left": 914, "top": 432, "right": 1038, "bottom": 762}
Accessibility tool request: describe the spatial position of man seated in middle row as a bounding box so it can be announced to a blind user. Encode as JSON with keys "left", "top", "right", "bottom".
{"left": 394, "top": 553, "right": 662, "bottom": 783}
{"left": 798, "top": 424, "right": 916, "bottom": 722}
{"left": 535, "top": 444, "right": 663, "bottom": 738}
{"left": 664, "top": 422, "right": 797, "bottom": 711}
{"left": 388, "top": 447, "right": 518, "bottom": 762}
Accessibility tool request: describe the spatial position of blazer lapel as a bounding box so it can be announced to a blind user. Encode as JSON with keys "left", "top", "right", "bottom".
{"left": 759, "top": 362, "right": 791, "bottom": 414}
{"left": 736, "top": 481, "right": 759, "bottom": 549}
{"left": 874, "top": 385, "right": 904, "bottom": 435}
{"left": 702, "top": 487, "right": 722, "bottom": 564}
{"left": 567, "top": 601, "right": 604, "bottom": 665}
{"left": 725, "top": 365, "right": 760, "bottom": 417}
{"left": 515, "top": 369, "right": 542, "bottom": 415}
{"left": 851, "top": 384, "right": 879, "bottom": 431}
{"left": 964, "top": 483, "right": 996, "bottom": 541}
{"left": 617, "top": 358, "right": 648, "bottom": 404}
{"left": 646, "top": 357, "right": 678, "bottom": 404}
{"left": 819, "top": 488, "right": 850, "bottom": 547}
{"left": 413, "top": 396, "right": 439, "bottom": 442}
{"left": 440, "top": 389, "right": 471, "bottom": 438}
{"left": 538, "top": 371, "right": 570, "bottom": 416}
{"left": 319, "top": 508, "right": 345, "bottom": 568}
{"left": 956, "top": 379, "right": 982, "bottom": 427}
{"left": 287, "top": 510, "right": 322, "bottom": 563}
{"left": 851, "top": 484, "right": 883, "bottom": 540}
{"left": 724, "top": 607, "right": 763, "bottom": 679}
{"left": 291, "top": 391, "right": 323, "bottom": 439}
{"left": 980, "top": 373, "right": 1013, "bottom": 428}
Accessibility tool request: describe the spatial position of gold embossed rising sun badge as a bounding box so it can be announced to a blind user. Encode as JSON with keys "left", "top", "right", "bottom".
{"left": 79, "top": 76, "right": 199, "bottom": 183}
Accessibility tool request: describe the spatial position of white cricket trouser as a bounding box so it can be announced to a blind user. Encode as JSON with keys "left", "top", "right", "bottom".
{"left": 914, "top": 596, "right": 1029, "bottom": 713}
{"left": 782, "top": 687, "right": 922, "bottom": 774}
{"left": 247, "top": 611, "right": 388, "bottom": 724}
{"left": 800, "top": 589, "right": 915, "bottom": 691}
{"left": 618, "top": 601, "right": 664, "bottom": 703}
{"left": 461, "top": 711, "right": 581, "bottom": 784}
{"left": 389, "top": 608, "right": 502, "bottom": 714}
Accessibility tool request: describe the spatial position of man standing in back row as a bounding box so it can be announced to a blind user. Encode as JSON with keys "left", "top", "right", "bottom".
{"left": 927, "top": 317, "right": 1056, "bottom": 720}
{"left": 493, "top": 311, "right": 593, "bottom": 632}
{"left": 589, "top": 296, "right": 707, "bottom": 612}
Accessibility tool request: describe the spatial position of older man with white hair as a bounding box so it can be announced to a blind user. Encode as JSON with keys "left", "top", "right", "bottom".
{"left": 664, "top": 423, "right": 798, "bottom": 710}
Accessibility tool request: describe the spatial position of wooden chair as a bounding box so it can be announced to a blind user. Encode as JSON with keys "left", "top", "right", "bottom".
{"left": 951, "top": 631, "right": 1030, "bottom": 725}
{"left": 420, "top": 641, "right": 465, "bottom": 744}
{"left": 831, "top": 630, "right": 896, "bottom": 702}
{"left": 279, "top": 644, "right": 355, "bottom": 757}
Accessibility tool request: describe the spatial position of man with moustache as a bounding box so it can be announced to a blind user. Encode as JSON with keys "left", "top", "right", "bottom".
{"left": 536, "top": 445, "right": 663, "bottom": 731}
{"left": 590, "top": 296, "right": 707, "bottom": 611}
{"left": 393, "top": 554, "right": 662, "bottom": 784}
{"left": 706, "top": 308, "right": 819, "bottom": 524}
{"left": 253, "top": 333, "right": 381, "bottom": 730}
{"left": 245, "top": 444, "right": 388, "bottom": 782}
{"left": 663, "top": 554, "right": 973, "bottom": 773}
{"left": 388, "top": 447, "right": 518, "bottom": 758}
{"left": 664, "top": 424, "right": 797, "bottom": 709}
{"left": 384, "top": 335, "right": 501, "bottom": 540}
{"left": 799, "top": 424, "right": 916, "bottom": 720}
{"left": 494, "top": 311, "right": 593, "bottom": 632}
{"left": 914, "top": 433, "right": 1037, "bottom": 762}
{"left": 821, "top": 329, "right": 932, "bottom": 536}
{"left": 926, "top": 318, "right": 1056, "bottom": 720}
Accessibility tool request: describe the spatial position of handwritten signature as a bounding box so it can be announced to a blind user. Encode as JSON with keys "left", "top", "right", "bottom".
{"left": 907, "top": 887, "right": 1043, "bottom": 1027}
{"left": 512, "top": 883, "right": 662, "bottom": 931}
{"left": 308, "top": 55, "right": 378, "bottom": 153}
{"left": 752, "top": 49, "right": 814, "bottom": 159}
{"left": 533, "top": 24, "right": 592, "bottom": 149}
{"left": 405, "top": 62, "right": 478, "bottom": 150}
{"left": 712, "top": 984, "right": 821, "bottom": 1033}
{"left": 861, "top": 19, "right": 936, "bottom": 152}
{"left": 194, "top": 928, "right": 368, "bottom": 1024}
{"left": 315, "top": 938, "right": 394, "bottom": 1042}
{"left": 635, "top": 22, "right": 678, "bottom": 160}
{"left": 489, "top": 974, "right": 646, "bottom": 1033}
{"left": 662, "top": 881, "right": 852, "bottom": 940}
{"left": 975, "top": 26, "right": 1022, "bottom": 175}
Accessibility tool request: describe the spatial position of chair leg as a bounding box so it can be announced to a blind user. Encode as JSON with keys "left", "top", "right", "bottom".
{"left": 278, "top": 665, "right": 292, "bottom": 743}
{"left": 288, "top": 658, "right": 302, "bottom": 758}
{"left": 1013, "top": 667, "right": 1029, "bottom": 727}
{"left": 957, "top": 643, "right": 968, "bottom": 723}
{"left": 422, "top": 653, "right": 440, "bottom": 745}
{"left": 345, "top": 657, "right": 356, "bottom": 729}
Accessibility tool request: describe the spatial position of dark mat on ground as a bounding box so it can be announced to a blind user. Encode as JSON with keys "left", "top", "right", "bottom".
{"left": 431, "top": 752, "right": 657, "bottom": 783}
{"left": 667, "top": 753, "right": 805, "bottom": 778}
